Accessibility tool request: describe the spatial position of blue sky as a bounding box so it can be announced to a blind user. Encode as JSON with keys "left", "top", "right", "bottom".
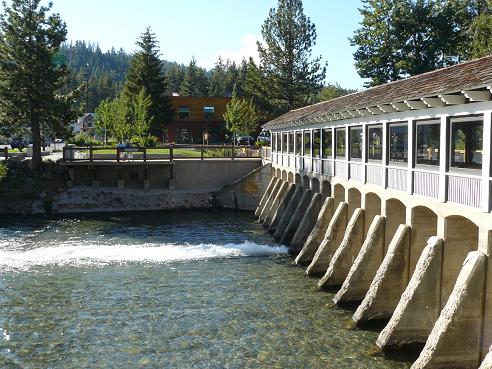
{"left": 50, "top": 0, "right": 366, "bottom": 89}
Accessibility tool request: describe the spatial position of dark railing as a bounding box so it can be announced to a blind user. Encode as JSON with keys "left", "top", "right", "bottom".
{"left": 2, "top": 147, "right": 7, "bottom": 161}
{"left": 62, "top": 144, "right": 261, "bottom": 162}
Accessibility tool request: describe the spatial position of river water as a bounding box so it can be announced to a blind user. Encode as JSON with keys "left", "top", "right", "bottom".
{"left": 0, "top": 211, "right": 411, "bottom": 368}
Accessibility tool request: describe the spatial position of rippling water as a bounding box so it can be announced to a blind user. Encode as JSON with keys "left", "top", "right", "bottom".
{"left": 0, "top": 211, "right": 411, "bottom": 368}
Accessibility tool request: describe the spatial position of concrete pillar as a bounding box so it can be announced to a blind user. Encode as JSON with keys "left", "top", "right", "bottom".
{"left": 481, "top": 229, "right": 492, "bottom": 361}
{"left": 479, "top": 347, "right": 492, "bottom": 369}
{"left": 264, "top": 181, "right": 289, "bottom": 227}
{"left": 318, "top": 208, "right": 365, "bottom": 289}
{"left": 295, "top": 197, "right": 335, "bottom": 266}
{"left": 333, "top": 216, "right": 385, "bottom": 305}
{"left": 377, "top": 237, "right": 444, "bottom": 349}
{"left": 280, "top": 189, "right": 313, "bottom": 246}
{"left": 255, "top": 177, "right": 277, "bottom": 217}
{"left": 353, "top": 225, "right": 411, "bottom": 324}
{"left": 274, "top": 186, "right": 303, "bottom": 240}
{"left": 412, "top": 251, "right": 487, "bottom": 369}
{"left": 409, "top": 207, "right": 438, "bottom": 276}
{"left": 383, "top": 199, "right": 406, "bottom": 252}
{"left": 305, "top": 202, "right": 348, "bottom": 276}
{"left": 289, "top": 193, "right": 325, "bottom": 254}
{"left": 268, "top": 183, "right": 296, "bottom": 233}
{"left": 259, "top": 178, "right": 282, "bottom": 222}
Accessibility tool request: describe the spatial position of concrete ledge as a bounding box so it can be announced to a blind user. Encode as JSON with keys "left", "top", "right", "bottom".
{"left": 295, "top": 197, "right": 335, "bottom": 266}
{"left": 280, "top": 189, "right": 313, "bottom": 246}
{"left": 274, "top": 186, "right": 303, "bottom": 239}
{"left": 264, "top": 181, "right": 289, "bottom": 227}
{"left": 479, "top": 346, "right": 492, "bottom": 369}
{"left": 333, "top": 215, "right": 385, "bottom": 304}
{"left": 305, "top": 202, "right": 348, "bottom": 276}
{"left": 259, "top": 178, "right": 281, "bottom": 222}
{"left": 268, "top": 183, "right": 295, "bottom": 233}
{"left": 377, "top": 237, "right": 443, "bottom": 349}
{"left": 318, "top": 208, "right": 365, "bottom": 289}
{"left": 353, "top": 224, "right": 411, "bottom": 324}
{"left": 289, "top": 193, "right": 325, "bottom": 254}
{"left": 412, "top": 251, "right": 487, "bottom": 369}
{"left": 255, "top": 176, "right": 276, "bottom": 217}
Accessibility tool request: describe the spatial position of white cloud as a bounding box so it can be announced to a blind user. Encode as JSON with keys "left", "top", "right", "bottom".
{"left": 216, "top": 33, "right": 260, "bottom": 65}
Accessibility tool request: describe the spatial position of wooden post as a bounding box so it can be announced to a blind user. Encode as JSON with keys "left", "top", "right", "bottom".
{"left": 143, "top": 147, "right": 147, "bottom": 162}
{"left": 3, "top": 147, "right": 8, "bottom": 161}
{"left": 89, "top": 146, "right": 93, "bottom": 162}
{"left": 201, "top": 146, "right": 204, "bottom": 160}
{"left": 117, "top": 147, "right": 120, "bottom": 163}
{"left": 170, "top": 145, "right": 173, "bottom": 161}
{"left": 63, "top": 146, "right": 66, "bottom": 162}
{"left": 231, "top": 145, "right": 235, "bottom": 160}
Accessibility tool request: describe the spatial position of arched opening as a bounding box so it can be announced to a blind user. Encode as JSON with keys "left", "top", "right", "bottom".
{"left": 281, "top": 170, "right": 288, "bottom": 181}
{"left": 295, "top": 173, "right": 302, "bottom": 186}
{"left": 384, "top": 198, "right": 406, "bottom": 251}
{"left": 442, "top": 216, "right": 479, "bottom": 305}
{"left": 287, "top": 172, "right": 294, "bottom": 184}
{"left": 364, "top": 193, "right": 382, "bottom": 237}
{"left": 347, "top": 188, "right": 362, "bottom": 220}
{"left": 321, "top": 180, "right": 331, "bottom": 196}
{"left": 410, "top": 206, "right": 438, "bottom": 275}
{"left": 276, "top": 168, "right": 282, "bottom": 178}
{"left": 310, "top": 178, "right": 320, "bottom": 193}
{"left": 302, "top": 175, "right": 310, "bottom": 189}
{"left": 334, "top": 183, "right": 345, "bottom": 210}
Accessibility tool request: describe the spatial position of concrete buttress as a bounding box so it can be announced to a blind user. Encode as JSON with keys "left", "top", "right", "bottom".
{"left": 305, "top": 202, "right": 348, "bottom": 276}
{"left": 280, "top": 189, "right": 313, "bottom": 246}
{"left": 274, "top": 186, "right": 303, "bottom": 240}
{"left": 259, "top": 178, "right": 282, "bottom": 222}
{"left": 333, "top": 216, "right": 385, "bottom": 305}
{"left": 295, "top": 197, "right": 335, "bottom": 266}
{"left": 263, "top": 181, "right": 289, "bottom": 227}
{"left": 377, "top": 237, "right": 443, "bottom": 349}
{"left": 289, "top": 193, "right": 326, "bottom": 254}
{"left": 353, "top": 225, "right": 411, "bottom": 324}
{"left": 267, "top": 183, "right": 296, "bottom": 233}
{"left": 318, "top": 208, "right": 365, "bottom": 289}
{"left": 412, "top": 251, "right": 487, "bottom": 369}
{"left": 255, "top": 177, "right": 277, "bottom": 217}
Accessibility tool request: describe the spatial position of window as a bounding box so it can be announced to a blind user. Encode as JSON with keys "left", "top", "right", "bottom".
{"left": 178, "top": 106, "right": 190, "bottom": 119}
{"left": 350, "top": 126, "right": 363, "bottom": 160}
{"left": 175, "top": 128, "right": 192, "bottom": 143}
{"left": 451, "top": 117, "right": 483, "bottom": 170}
{"left": 288, "top": 132, "right": 294, "bottom": 154}
{"left": 336, "top": 128, "right": 346, "bottom": 158}
{"left": 367, "top": 125, "right": 382, "bottom": 160}
{"left": 272, "top": 133, "right": 277, "bottom": 152}
{"left": 416, "top": 120, "right": 440, "bottom": 166}
{"left": 389, "top": 123, "right": 408, "bottom": 163}
{"left": 322, "top": 128, "right": 332, "bottom": 158}
{"left": 313, "top": 129, "right": 321, "bottom": 157}
{"left": 304, "top": 131, "right": 311, "bottom": 156}
{"left": 203, "top": 106, "right": 215, "bottom": 119}
{"left": 282, "top": 132, "right": 288, "bottom": 153}
{"left": 295, "top": 131, "right": 302, "bottom": 155}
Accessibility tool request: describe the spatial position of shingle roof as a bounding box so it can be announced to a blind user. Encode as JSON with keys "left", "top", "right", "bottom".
{"left": 263, "top": 54, "right": 492, "bottom": 129}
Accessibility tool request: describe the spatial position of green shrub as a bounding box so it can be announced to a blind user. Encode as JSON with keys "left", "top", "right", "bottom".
{"left": 0, "top": 162, "right": 7, "bottom": 181}
{"left": 68, "top": 133, "right": 102, "bottom": 146}
{"left": 130, "top": 135, "right": 159, "bottom": 147}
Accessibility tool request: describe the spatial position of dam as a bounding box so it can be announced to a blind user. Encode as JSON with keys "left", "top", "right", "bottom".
{"left": 258, "top": 55, "right": 492, "bottom": 369}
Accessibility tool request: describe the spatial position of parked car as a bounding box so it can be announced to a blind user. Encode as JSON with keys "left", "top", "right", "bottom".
{"left": 256, "top": 130, "right": 271, "bottom": 144}
{"left": 10, "top": 139, "right": 26, "bottom": 151}
{"left": 235, "top": 136, "right": 255, "bottom": 146}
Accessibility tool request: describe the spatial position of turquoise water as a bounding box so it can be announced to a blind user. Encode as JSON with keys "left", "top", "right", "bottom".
{"left": 0, "top": 211, "right": 411, "bottom": 368}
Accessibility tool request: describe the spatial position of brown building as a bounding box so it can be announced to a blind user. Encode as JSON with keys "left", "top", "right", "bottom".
{"left": 165, "top": 96, "right": 231, "bottom": 143}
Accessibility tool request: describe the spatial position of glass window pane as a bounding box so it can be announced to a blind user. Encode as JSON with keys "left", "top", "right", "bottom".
{"left": 203, "top": 106, "right": 214, "bottom": 119}
{"left": 416, "top": 122, "right": 440, "bottom": 165}
{"left": 322, "top": 128, "right": 332, "bottom": 158}
{"left": 282, "top": 132, "right": 288, "bottom": 153}
{"left": 367, "top": 126, "right": 382, "bottom": 160}
{"left": 296, "top": 132, "right": 302, "bottom": 154}
{"left": 389, "top": 124, "right": 408, "bottom": 163}
{"left": 350, "top": 127, "right": 363, "bottom": 160}
{"left": 313, "top": 130, "right": 321, "bottom": 157}
{"left": 178, "top": 106, "right": 190, "bottom": 119}
{"left": 451, "top": 119, "right": 483, "bottom": 170}
{"left": 336, "top": 128, "right": 346, "bottom": 158}
{"left": 288, "top": 132, "right": 294, "bottom": 154}
{"left": 304, "top": 131, "right": 311, "bottom": 156}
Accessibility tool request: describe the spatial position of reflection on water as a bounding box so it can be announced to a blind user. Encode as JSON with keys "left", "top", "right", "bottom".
{"left": 0, "top": 211, "right": 411, "bottom": 368}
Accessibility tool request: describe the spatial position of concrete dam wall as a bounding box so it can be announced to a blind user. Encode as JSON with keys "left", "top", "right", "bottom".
{"left": 256, "top": 169, "right": 492, "bottom": 369}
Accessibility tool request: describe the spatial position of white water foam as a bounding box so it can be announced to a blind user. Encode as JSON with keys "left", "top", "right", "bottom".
{"left": 0, "top": 241, "right": 289, "bottom": 271}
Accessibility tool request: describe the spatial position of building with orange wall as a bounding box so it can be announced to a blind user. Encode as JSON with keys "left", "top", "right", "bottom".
{"left": 164, "top": 96, "right": 231, "bottom": 143}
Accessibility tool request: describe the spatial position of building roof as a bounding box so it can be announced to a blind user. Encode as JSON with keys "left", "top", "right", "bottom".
{"left": 264, "top": 54, "right": 492, "bottom": 130}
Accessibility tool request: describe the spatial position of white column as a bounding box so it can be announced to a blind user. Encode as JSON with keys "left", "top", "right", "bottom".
{"left": 345, "top": 125, "right": 350, "bottom": 180}
{"left": 438, "top": 115, "right": 450, "bottom": 203}
{"left": 407, "top": 118, "right": 414, "bottom": 194}
{"left": 382, "top": 121, "right": 388, "bottom": 189}
{"left": 311, "top": 129, "right": 314, "bottom": 173}
{"left": 482, "top": 111, "right": 492, "bottom": 212}
{"left": 362, "top": 123, "right": 367, "bottom": 184}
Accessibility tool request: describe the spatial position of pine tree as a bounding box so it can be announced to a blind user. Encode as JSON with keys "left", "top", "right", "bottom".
{"left": 257, "top": 0, "right": 326, "bottom": 111}
{"left": 209, "top": 56, "right": 227, "bottom": 96}
{"left": 469, "top": 0, "right": 492, "bottom": 57}
{"left": 0, "top": 0, "right": 77, "bottom": 172}
{"left": 123, "top": 27, "right": 173, "bottom": 136}
{"left": 180, "top": 57, "right": 209, "bottom": 96}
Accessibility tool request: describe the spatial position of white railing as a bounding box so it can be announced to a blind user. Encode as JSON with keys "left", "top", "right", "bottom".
{"left": 448, "top": 174, "right": 482, "bottom": 208}
{"left": 296, "top": 156, "right": 303, "bottom": 171}
{"left": 322, "top": 159, "right": 333, "bottom": 176}
{"left": 413, "top": 170, "right": 439, "bottom": 199}
{"left": 349, "top": 163, "right": 364, "bottom": 182}
{"left": 303, "top": 157, "right": 312, "bottom": 172}
{"left": 313, "top": 158, "right": 322, "bottom": 173}
{"left": 387, "top": 167, "right": 408, "bottom": 192}
{"left": 335, "top": 161, "right": 348, "bottom": 179}
{"left": 366, "top": 165, "right": 384, "bottom": 186}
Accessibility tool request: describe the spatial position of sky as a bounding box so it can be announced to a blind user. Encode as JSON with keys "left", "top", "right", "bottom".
{"left": 49, "top": 0, "right": 367, "bottom": 89}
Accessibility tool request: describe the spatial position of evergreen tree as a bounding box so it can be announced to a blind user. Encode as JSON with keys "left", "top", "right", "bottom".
{"left": 0, "top": 0, "right": 77, "bottom": 172}
{"left": 469, "top": 0, "right": 492, "bottom": 57}
{"left": 257, "top": 0, "right": 327, "bottom": 111}
{"left": 223, "top": 95, "right": 261, "bottom": 137}
{"left": 319, "top": 83, "right": 358, "bottom": 102}
{"left": 209, "top": 56, "right": 227, "bottom": 96}
{"left": 165, "top": 63, "right": 185, "bottom": 94}
{"left": 180, "top": 57, "right": 209, "bottom": 96}
{"left": 123, "top": 27, "right": 173, "bottom": 136}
